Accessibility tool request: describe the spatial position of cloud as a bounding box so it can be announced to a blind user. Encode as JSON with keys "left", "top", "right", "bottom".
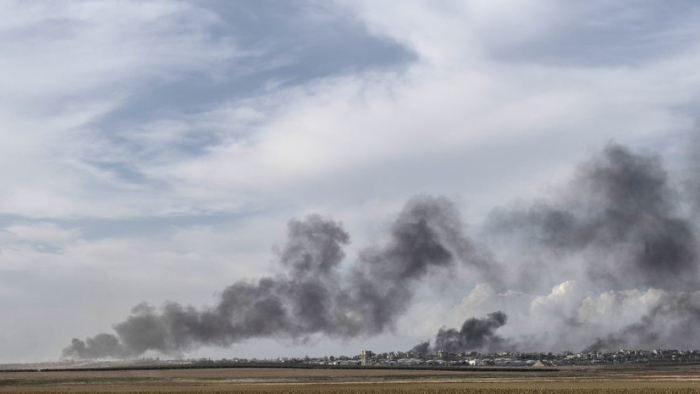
{"left": 3, "top": 1, "right": 700, "bottom": 362}
{"left": 449, "top": 281, "right": 673, "bottom": 352}
{"left": 3, "top": 222, "right": 81, "bottom": 250}
{"left": 118, "top": 1, "right": 700, "bottom": 224}
{"left": 0, "top": 1, "right": 241, "bottom": 219}
{"left": 2, "top": 1, "right": 699, "bottom": 221}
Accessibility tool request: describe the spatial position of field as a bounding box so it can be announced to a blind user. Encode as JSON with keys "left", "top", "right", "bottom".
{"left": 3, "top": 365, "right": 700, "bottom": 393}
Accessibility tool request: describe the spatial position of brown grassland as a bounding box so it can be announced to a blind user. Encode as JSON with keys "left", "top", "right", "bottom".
{"left": 3, "top": 366, "right": 700, "bottom": 393}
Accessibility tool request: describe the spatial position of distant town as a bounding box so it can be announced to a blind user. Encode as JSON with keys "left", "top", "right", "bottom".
{"left": 4, "top": 349, "right": 700, "bottom": 371}
{"left": 215, "top": 348, "right": 700, "bottom": 368}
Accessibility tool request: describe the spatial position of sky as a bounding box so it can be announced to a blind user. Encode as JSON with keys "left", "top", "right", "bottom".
{"left": 2, "top": 0, "right": 700, "bottom": 363}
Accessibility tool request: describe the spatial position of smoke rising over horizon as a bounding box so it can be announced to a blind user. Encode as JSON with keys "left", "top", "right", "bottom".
{"left": 64, "top": 141, "right": 700, "bottom": 359}
{"left": 64, "top": 197, "right": 499, "bottom": 359}
{"left": 413, "top": 312, "right": 509, "bottom": 355}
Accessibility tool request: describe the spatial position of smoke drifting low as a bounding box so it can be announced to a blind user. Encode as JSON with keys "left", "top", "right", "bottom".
{"left": 584, "top": 291, "right": 700, "bottom": 352}
{"left": 64, "top": 197, "right": 499, "bottom": 359}
{"left": 65, "top": 139, "right": 700, "bottom": 358}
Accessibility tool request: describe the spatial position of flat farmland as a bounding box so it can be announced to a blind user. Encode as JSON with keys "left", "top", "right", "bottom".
{"left": 3, "top": 366, "right": 700, "bottom": 393}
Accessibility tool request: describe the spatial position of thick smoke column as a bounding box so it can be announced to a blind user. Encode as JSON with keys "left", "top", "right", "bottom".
{"left": 413, "top": 312, "right": 509, "bottom": 354}
{"left": 63, "top": 196, "right": 499, "bottom": 359}
{"left": 434, "top": 312, "right": 508, "bottom": 353}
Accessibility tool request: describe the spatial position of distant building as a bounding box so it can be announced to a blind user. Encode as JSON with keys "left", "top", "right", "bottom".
{"left": 361, "top": 350, "right": 373, "bottom": 366}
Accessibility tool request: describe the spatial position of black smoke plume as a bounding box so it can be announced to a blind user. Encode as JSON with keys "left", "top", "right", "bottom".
{"left": 410, "top": 341, "right": 430, "bottom": 356}
{"left": 413, "top": 312, "right": 508, "bottom": 354}
{"left": 63, "top": 196, "right": 500, "bottom": 359}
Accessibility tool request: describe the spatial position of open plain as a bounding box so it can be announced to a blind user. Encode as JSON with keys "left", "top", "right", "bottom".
{"left": 3, "top": 366, "right": 700, "bottom": 393}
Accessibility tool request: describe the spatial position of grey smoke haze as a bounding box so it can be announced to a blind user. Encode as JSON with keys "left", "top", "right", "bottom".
{"left": 585, "top": 291, "right": 700, "bottom": 352}
{"left": 64, "top": 197, "right": 499, "bottom": 359}
{"left": 413, "top": 312, "right": 508, "bottom": 355}
{"left": 482, "top": 142, "right": 700, "bottom": 352}
{"left": 64, "top": 140, "right": 700, "bottom": 359}
{"left": 486, "top": 143, "right": 698, "bottom": 291}
{"left": 686, "top": 133, "right": 700, "bottom": 216}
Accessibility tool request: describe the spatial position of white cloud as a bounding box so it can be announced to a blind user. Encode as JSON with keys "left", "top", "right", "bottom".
{"left": 114, "top": 1, "right": 700, "bottom": 223}
{"left": 3, "top": 222, "right": 81, "bottom": 248}
{"left": 0, "top": 1, "right": 242, "bottom": 219}
{"left": 577, "top": 288, "right": 665, "bottom": 329}
{"left": 1, "top": 0, "right": 698, "bottom": 221}
{"left": 0, "top": 1, "right": 234, "bottom": 100}
{"left": 440, "top": 281, "right": 673, "bottom": 352}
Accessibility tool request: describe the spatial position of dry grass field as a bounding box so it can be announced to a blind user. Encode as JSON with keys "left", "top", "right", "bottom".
{"left": 3, "top": 366, "right": 700, "bottom": 393}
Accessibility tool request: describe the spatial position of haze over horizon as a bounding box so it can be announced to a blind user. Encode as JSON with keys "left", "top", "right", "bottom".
{"left": 2, "top": 1, "right": 700, "bottom": 363}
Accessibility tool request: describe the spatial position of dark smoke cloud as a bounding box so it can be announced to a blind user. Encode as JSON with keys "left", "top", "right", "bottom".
{"left": 486, "top": 143, "right": 699, "bottom": 291}
{"left": 411, "top": 341, "right": 430, "bottom": 355}
{"left": 64, "top": 334, "right": 126, "bottom": 359}
{"left": 434, "top": 311, "right": 508, "bottom": 353}
{"left": 64, "top": 196, "right": 500, "bottom": 359}
{"left": 413, "top": 312, "right": 509, "bottom": 355}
